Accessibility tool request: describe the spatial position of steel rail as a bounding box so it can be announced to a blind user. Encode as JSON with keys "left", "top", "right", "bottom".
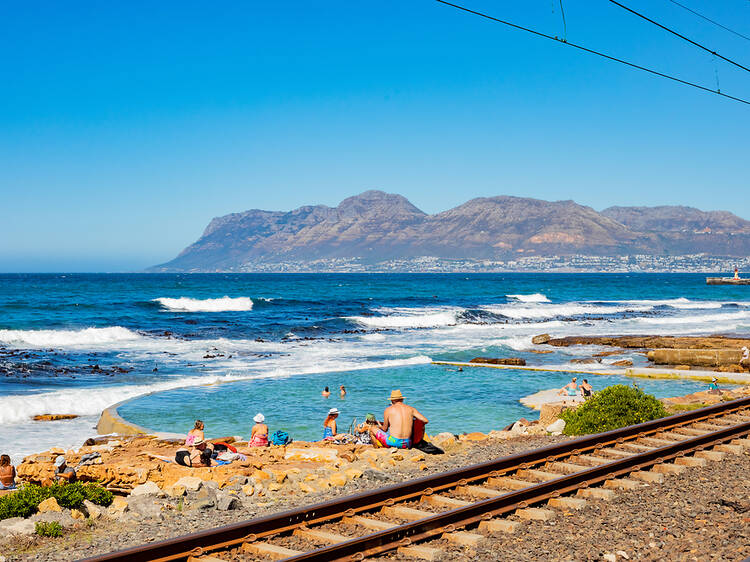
{"left": 81, "top": 395, "right": 750, "bottom": 562}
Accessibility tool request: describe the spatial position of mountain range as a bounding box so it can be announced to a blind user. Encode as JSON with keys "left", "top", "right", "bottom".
{"left": 151, "top": 191, "right": 750, "bottom": 271}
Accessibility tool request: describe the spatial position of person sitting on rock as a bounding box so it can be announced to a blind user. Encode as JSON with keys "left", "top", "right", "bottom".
{"left": 708, "top": 377, "right": 720, "bottom": 391}
{"left": 54, "top": 455, "right": 77, "bottom": 483}
{"left": 248, "top": 413, "right": 269, "bottom": 447}
{"left": 185, "top": 419, "right": 205, "bottom": 446}
{"left": 0, "top": 455, "right": 16, "bottom": 490}
{"left": 558, "top": 377, "right": 579, "bottom": 397}
{"left": 740, "top": 347, "right": 750, "bottom": 370}
{"left": 323, "top": 408, "right": 339, "bottom": 440}
{"left": 371, "top": 390, "right": 428, "bottom": 449}
{"left": 355, "top": 413, "right": 379, "bottom": 445}
{"left": 175, "top": 439, "right": 215, "bottom": 467}
{"left": 580, "top": 379, "right": 593, "bottom": 398}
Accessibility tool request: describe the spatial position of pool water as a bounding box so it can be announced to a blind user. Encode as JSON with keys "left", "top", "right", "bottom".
{"left": 119, "top": 363, "right": 719, "bottom": 442}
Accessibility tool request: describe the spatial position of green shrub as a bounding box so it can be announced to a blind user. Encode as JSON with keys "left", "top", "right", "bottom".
{"left": 35, "top": 521, "right": 63, "bottom": 537}
{"left": 0, "top": 482, "right": 113, "bottom": 521}
{"left": 560, "top": 384, "right": 667, "bottom": 435}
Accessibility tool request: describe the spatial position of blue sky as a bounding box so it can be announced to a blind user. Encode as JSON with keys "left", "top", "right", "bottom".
{"left": 2, "top": 0, "right": 749, "bottom": 271}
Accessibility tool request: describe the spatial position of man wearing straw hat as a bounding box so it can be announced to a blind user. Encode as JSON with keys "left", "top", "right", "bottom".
{"left": 372, "top": 389, "right": 428, "bottom": 449}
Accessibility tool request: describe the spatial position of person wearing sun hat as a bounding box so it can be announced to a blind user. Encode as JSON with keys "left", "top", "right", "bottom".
{"left": 370, "top": 389, "right": 428, "bottom": 449}
{"left": 323, "top": 407, "right": 339, "bottom": 440}
{"left": 741, "top": 346, "right": 750, "bottom": 369}
{"left": 54, "top": 455, "right": 77, "bottom": 482}
{"left": 249, "top": 413, "right": 269, "bottom": 447}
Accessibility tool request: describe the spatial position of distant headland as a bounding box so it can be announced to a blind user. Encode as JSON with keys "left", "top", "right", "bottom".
{"left": 149, "top": 191, "right": 750, "bottom": 273}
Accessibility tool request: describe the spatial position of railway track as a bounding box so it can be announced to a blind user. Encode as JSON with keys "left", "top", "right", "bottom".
{"left": 84, "top": 396, "right": 750, "bottom": 562}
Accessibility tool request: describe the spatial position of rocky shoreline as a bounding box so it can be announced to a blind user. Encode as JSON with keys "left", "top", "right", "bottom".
{"left": 3, "top": 333, "right": 750, "bottom": 560}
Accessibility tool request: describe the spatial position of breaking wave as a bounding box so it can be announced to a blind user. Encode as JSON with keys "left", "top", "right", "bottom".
{"left": 0, "top": 326, "right": 142, "bottom": 348}
{"left": 154, "top": 296, "right": 254, "bottom": 312}
{"left": 349, "top": 310, "right": 458, "bottom": 329}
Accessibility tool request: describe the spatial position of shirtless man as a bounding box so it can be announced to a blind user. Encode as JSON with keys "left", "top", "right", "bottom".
{"left": 371, "top": 390, "right": 428, "bottom": 449}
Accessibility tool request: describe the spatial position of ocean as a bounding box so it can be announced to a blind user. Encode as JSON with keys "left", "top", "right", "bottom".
{"left": 2, "top": 272, "right": 749, "bottom": 464}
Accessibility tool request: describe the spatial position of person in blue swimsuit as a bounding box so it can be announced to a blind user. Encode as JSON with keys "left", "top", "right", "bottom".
{"left": 558, "top": 377, "right": 579, "bottom": 397}
{"left": 323, "top": 408, "right": 339, "bottom": 440}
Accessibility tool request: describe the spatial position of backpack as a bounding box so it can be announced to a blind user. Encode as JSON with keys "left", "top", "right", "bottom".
{"left": 270, "top": 430, "right": 292, "bottom": 446}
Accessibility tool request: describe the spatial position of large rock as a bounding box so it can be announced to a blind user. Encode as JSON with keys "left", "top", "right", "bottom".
{"left": 32, "top": 414, "right": 79, "bottom": 421}
{"left": 469, "top": 357, "right": 526, "bottom": 366}
{"left": 647, "top": 348, "right": 742, "bottom": 367}
{"left": 125, "top": 496, "right": 163, "bottom": 520}
{"left": 0, "top": 517, "right": 35, "bottom": 536}
{"left": 130, "top": 481, "right": 163, "bottom": 497}
{"left": 284, "top": 448, "right": 339, "bottom": 464}
{"left": 173, "top": 476, "right": 203, "bottom": 492}
{"left": 83, "top": 499, "right": 102, "bottom": 520}
{"left": 532, "top": 334, "right": 551, "bottom": 345}
{"left": 546, "top": 419, "right": 566, "bottom": 435}
{"left": 38, "top": 497, "right": 62, "bottom": 513}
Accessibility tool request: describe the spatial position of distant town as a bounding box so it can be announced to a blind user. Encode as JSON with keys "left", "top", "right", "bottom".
{"left": 224, "top": 254, "right": 750, "bottom": 273}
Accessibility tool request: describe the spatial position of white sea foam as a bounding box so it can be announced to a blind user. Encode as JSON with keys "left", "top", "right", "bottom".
{"left": 349, "top": 310, "right": 458, "bottom": 329}
{"left": 483, "top": 303, "right": 652, "bottom": 319}
{"left": 154, "top": 296, "right": 254, "bottom": 312}
{"left": 506, "top": 293, "right": 550, "bottom": 303}
{"left": 360, "top": 333, "right": 387, "bottom": 342}
{"left": 0, "top": 326, "right": 142, "bottom": 348}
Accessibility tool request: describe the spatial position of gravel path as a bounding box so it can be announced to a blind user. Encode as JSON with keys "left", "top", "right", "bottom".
{"left": 3, "top": 436, "right": 748, "bottom": 561}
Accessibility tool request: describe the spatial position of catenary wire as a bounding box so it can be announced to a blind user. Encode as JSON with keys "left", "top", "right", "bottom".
{"left": 433, "top": 0, "right": 750, "bottom": 106}
{"left": 667, "top": 0, "right": 750, "bottom": 43}
{"left": 607, "top": 0, "right": 750, "bottom": 73}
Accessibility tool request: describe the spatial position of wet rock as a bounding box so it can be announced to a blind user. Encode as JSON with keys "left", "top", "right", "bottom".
{"left": 469, "top": 357, "right": 526, "bottom": 366}
{"left": 532, "top": 334, "right": 551, "bottom": 344}
{"left": 32, "top": 414, "right": 79, "bottom": 421}
{"left": 611, "top": 359, "right": 633, "bottom": 367}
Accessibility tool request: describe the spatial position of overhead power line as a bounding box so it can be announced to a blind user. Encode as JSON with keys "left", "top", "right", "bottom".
{"left": 667, "top": 0, "right": 750, "bottom": 43}
{"left": 606, "top": 0, "right": 750, "bottom": 73}
{"left": 433, "top": 0, "right": 750, "bottom": 106}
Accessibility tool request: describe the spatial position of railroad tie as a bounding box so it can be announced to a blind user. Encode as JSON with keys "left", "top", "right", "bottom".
{"left": 674, "top": 427, "right": 712, "bottom": 436}
{"left": 603, "top": 478, "right": 645, "bottom": 491}
{"left": 620, "top": 442, "right": 657, "bottom": 452}
{"left": 241, "top": 542, "right": 304, "bottom": 560}
{"left": 516, "top": 469, "right": 562, "bottom": 482}
{"left": 651, "top": 462, "right": 687, "bottom": 475}
{"left": 692, "top": 422, "right": 730, "bottom": 431}
{"left": 422, "top": 494, "right": 471, "bottom": 508}
{"left": 486, "top": 476, "right": 534, "bottom": 490}
{"left": 597, "top": 447, "right": 635, "bottom": 458}
{"left": 442, "top": 530, "right": 485, "bottom": 547}
{"left": 630, "top": 470, "right": 666, "bottom": 484}
{"left": 575, "top": 454, "right": 614, "bottom": 465}
{"left": 478, "top": 519, "right": 522, "bottom": 535}
{"left": 382, "top": 505, "right": 433, "bottom": 521}
{"left": 293, "top": 527, "right": 352, "bottom": 544}
{"left": 547, "top": 461, "right": 591, "bottom": 474}
{"left": 548, "top": 496, "right": 587, "bottom": 510}
{"left": 576, "top": 487, "right": 616, "bottom": 501}
{"left": 342, "top": 515, "right": 397, "bottom": 531}
{"left": 695, "top": 450, "right": 726, "bottom": 461}
{"left": 457, "top": 485, "right": 505, "bottom": 498}
{"left": 398, "top": 544, "right": 442, "bottom": 561}
{"left": 515, "top": 507, "right": 556, "bottom": 521}
{"left": 656, "top": 431, "right": 691, "bottom": 441}
{"left": 713, "top": 443, "right": 744, "bottom": 455}
{"left": 732, "top": 438, "right": 750, "bottom": 448}
{"left": 674, "top": 456, "right": 708, "bottom": 467}
{"left": 639, "top": 436, "right": 679, "bottom": 446}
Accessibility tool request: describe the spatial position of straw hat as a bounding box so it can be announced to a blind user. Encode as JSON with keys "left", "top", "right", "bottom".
{"left": 328, "top": 407, "right": 339, "bottom": 415}
{"left": 389, "top": 389, "right": 405, "bottom": 401}
{"left": 193, "top": 438, "right": 206, "bottom": 446}
{"left": 253, "top": 413, "right": 265, "bottom": 423}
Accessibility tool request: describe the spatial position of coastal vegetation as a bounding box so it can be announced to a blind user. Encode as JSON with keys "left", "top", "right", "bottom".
{"left": 34, "top": 521, "right": 62, "bottom": 537}
{"left": 0, "top": 482, "right": 113, "bottom": 521}
{"left": 560, "top": 385, "right": 667, "bottom": 435}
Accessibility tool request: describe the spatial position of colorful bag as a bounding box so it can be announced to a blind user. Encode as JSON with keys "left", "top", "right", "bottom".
{"left": 270, "top": 430, "right": 292, "bottom": 446}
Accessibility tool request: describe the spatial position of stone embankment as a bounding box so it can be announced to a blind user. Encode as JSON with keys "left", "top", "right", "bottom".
{"left": 546, "top": 335, "right": 750, "bottom": 370}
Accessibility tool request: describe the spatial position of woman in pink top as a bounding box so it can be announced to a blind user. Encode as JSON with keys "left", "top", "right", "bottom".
{"left": 249, "top": 413, "right": 269, "bottom": 447}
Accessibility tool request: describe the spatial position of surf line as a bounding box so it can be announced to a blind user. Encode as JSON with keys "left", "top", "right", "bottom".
{"left": 431, "top": 361, "right": 750, "bottom": 385}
